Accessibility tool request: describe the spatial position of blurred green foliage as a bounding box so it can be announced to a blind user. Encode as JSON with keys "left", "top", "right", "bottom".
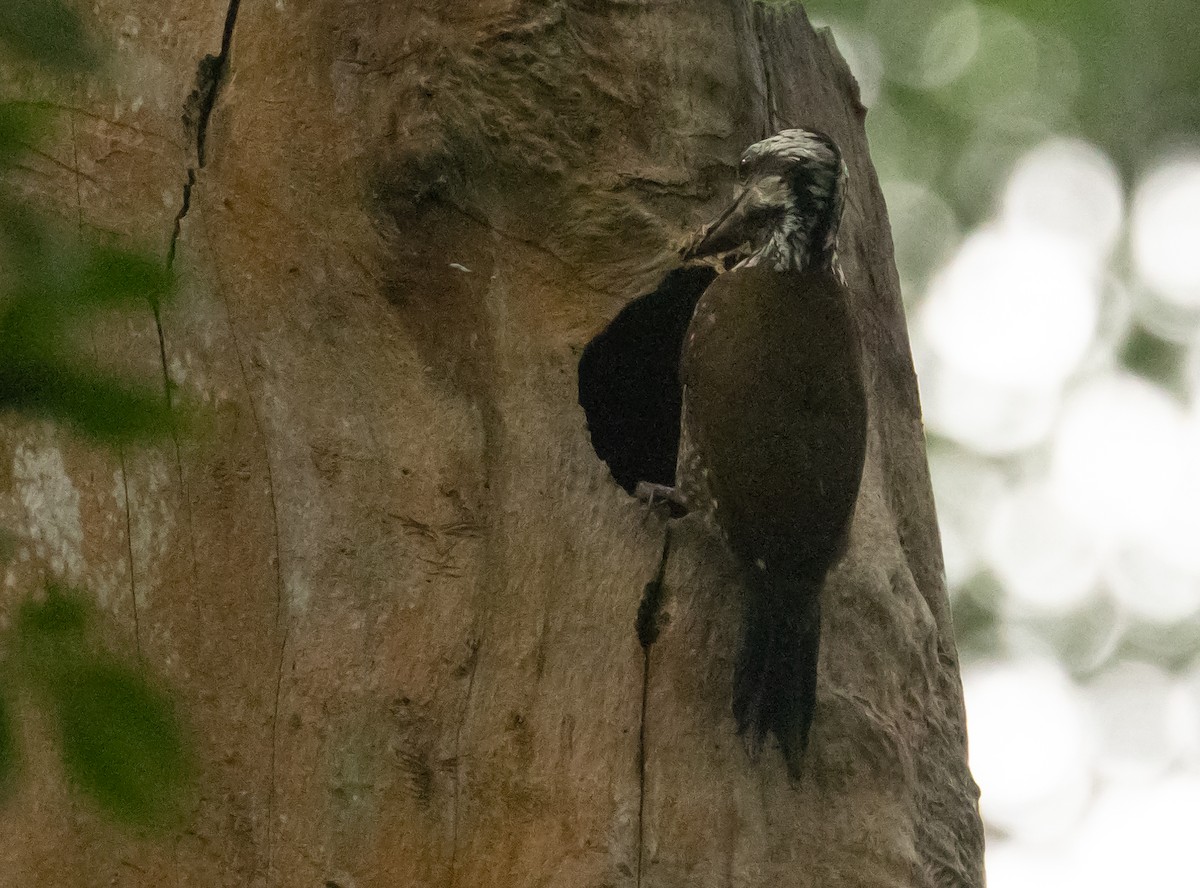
{"left": 0, "top": 104, "right": 174, "bottom": 441}
{"left": 56, "top": 663, "right": 188, "bottom": 825}
{"left": 0, "top": 225, "right": 175, "bottom": 441}
{"left": 0, "top": 1, "right": 95, "bottom": 71}
{"left": 765, "top": 0, "right": 1200, "bottom": 225}
{"left": 0, "top": 695, "right": 15, "bottom": 799}
{"left": 3, "top": 588, "right": 191, "bottom": 826}
{"left": 0, "top": 3, "right": 190, "bottom": 827}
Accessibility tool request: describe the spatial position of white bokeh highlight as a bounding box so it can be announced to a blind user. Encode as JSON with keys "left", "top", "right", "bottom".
{"left": 919, "top": 2, "right": 980, "bottom": 89}
{"left": 985, "top": 480, "right": 1102, "bottom": 615}
{"left": 921, "top": 227, "right": 1100, "bottom": 388}
{"left": 985, "top": 842, "right": 1070, "bottom": 888}
{"left": 829, "top": 22, "right": 1198, "bottom": 885}
{"left": 917, "top": 350, "right": 1063, "bottom": 454}
{"left": 1072, "top": 776, "right": 1200, "bottom": 888}
{"left": 1106, "top": 545, "right": 1200, "bottom": 624}
{"left": 1051, "top": 376, "right": 1184, "bottom": 537}
{"left": 964, "top": 659, "right": 1092, "bottom": 840}
{"left": 1003, "top": 138, "right": 1124, "bottom": 263}
{"left": 929, "top": 446, "right": 1007, "bottom": 587}
{"left": 1082, "top": 661, "right": 1173, "bottom": 780}
{"left": 1133, "top": 155, "right": 1200, "bottom": 310}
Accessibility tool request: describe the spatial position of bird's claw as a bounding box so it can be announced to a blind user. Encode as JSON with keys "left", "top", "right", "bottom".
{"left": 635, "top": 482, "right": 688, "bottom": 519}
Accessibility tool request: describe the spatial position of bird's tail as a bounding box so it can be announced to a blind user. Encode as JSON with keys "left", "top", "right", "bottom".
{"left": 732, "top": 569, "right": 823, "bottom": 780}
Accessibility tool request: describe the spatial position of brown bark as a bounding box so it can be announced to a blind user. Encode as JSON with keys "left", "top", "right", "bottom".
{"left": 0, "top": 1, "right": 984, "bottom": 886}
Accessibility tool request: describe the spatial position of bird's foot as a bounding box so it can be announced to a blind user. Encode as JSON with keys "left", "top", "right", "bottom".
{"left": 635, "top": 482, "right": 689, "bottom": 519}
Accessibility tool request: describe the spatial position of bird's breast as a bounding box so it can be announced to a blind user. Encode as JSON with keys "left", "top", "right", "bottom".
{"left": 681, "top": 266, "right": 861, "bottom": 399}
{"left": 678, "top": 265, "right": 867, "bottom": 565}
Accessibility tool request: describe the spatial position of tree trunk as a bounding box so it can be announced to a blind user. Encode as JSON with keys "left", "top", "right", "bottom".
{"left": 0, "top": 1, "right": 984, "bottom": 886}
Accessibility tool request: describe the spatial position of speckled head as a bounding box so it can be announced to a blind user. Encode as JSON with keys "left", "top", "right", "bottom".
{"left": 684, "top": 128, "right": 848, "bottom": 272}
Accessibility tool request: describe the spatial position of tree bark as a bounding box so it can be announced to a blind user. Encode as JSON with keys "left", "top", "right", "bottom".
{"left": 0, "top": 1, "right": 984, "bottom": 886}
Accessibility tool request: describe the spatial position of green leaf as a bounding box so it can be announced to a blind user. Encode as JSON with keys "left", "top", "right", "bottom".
{"left": 0, "top": 529, "right": 16, "bottom": 564}
{"left": 0, "top": 103, "right": 46, "bottom": 165}
{"left": 0, "top": 245, "right": 170, "bottom": 329}
{"left": 15, "top": 585, "right": 91, "bottom": 643}
{"left": 53, "top": 661, "right": 189, "bottom": 826}
{"left": 0, "top": 194, "right": 64, "bottom": 288}
{"left": 75, "top": 246, "right": 173, "bottom": 311}
{"left": 0, "top": 1, "right": 97, "bottom": 71}
{"left": 0, "top": 360, "right": 171, "bottom": 443}
{"left": 0, "top": 694, "right": 17, "bottom": 798}
{"left": 12, "top": 586, "right": 91, "bottom": 684}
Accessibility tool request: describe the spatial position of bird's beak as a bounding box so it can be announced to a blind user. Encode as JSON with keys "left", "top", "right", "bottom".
{"left": 682, "top": 186, "right": 756, "bottom": 261}
{"left": 683, "top": 174, "right": 790, "bottom": 261}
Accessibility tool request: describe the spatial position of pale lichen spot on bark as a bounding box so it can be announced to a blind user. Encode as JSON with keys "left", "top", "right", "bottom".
{"left": 287, "top": 568, "right": 312, "bottom": 612}
{"left": 12, "top": 443, "right": 86, "bottom": 584}
{"left": 168, "top": 349, "right": 216, "bottom": 403}
{"left": 113, "top": 459, "right": 177, "bottom": 604}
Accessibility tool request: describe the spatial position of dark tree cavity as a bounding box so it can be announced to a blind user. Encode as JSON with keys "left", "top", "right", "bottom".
{"left": 577, "top": 265, "right": 715, "bottom": 494}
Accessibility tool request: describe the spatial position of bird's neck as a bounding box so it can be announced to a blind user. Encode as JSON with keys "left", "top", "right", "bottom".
{"left": 741, "top": 182, "right": 844, "bottom": 275}
{"left": 744, "top": 218, "right": 836, "bottom": 273}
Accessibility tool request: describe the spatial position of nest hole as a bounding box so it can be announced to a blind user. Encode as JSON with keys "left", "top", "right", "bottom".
{"left": 577, "top": 265, "right": 716, "bottom": 494}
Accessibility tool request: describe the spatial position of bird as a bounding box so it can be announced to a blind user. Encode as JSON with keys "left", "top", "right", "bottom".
{"left": 639, "top": 128, "right": 868, "bottom": 778}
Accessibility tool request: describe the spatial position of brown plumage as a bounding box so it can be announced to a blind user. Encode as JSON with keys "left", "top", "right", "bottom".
{"left": 655, "top": 129, "right": 867, "bottom": 777}
{"left": 679, "top": 265, "right": 865, "bottom": 776}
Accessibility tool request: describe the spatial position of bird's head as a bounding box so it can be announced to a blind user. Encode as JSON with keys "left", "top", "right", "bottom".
{"left": 683, "top": 128, "right": 847, "bottom": 272}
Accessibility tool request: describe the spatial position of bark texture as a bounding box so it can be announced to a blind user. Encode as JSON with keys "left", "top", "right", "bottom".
{"left": 0, "top": 1, "right": 984, "bottom": 886}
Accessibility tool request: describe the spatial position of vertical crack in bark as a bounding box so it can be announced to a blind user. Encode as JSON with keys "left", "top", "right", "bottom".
{"left": 117, "top": 451, "right": 143, "bottom": 662}
{"left": 447, "top": 235, "right": 505, "bottom": 888}
{"left": 168, "top": 0, "right": 242, "bottom": 357}
{"left": 266, "top": 612, "right": 290, "bottom": 885}
{"left": 636, "top": 529, "right": 671, "bottom": 888}
{"left": 191, "top": 0, "right": 283, "bottom": 839}
{"left": 201, "top": 217, "right": 288, "bottom": 886}
{"left": 165, "top": 0, "right": 241, "bottom": 402}
{"left": 446, "top": 635, "right": 482, "bottom": 888}
{"left": 166, "top": 168, "right": 195, "bottom": 275}
{"left": 223, "top": 334, "right": 288, "bottom": 886}
{"left": 161, "top": 168, "right": 192, "bottom": 551}
{"left": 191, "top": 0, "right": 242, "bottom": 169}
{"left": 161, "top": 170, "right": 202, "bottom": 615}
{"left": 751, "top": 4, "right": 778, "bottom": 134}
{"left": 636, "top": 651, "right": 651, "bottom": 888}
{"left": 221, "top": 288, "right": 289, "bottom": 885}
{"left": 159, "top": 0, "right": 245, "bottom": 622}
{"left": 70, "top": 97, "right": 146, "bottom": 664}
{"left": 169, "top": 2, "right": 278, "bottom": 872}
{"left": 70, "top": 96, "right": 146, "bottom": 665}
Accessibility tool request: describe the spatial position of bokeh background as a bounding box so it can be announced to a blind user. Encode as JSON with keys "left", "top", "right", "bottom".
{"left": 790, "top": 0, "right": 1200, "bottom": 882}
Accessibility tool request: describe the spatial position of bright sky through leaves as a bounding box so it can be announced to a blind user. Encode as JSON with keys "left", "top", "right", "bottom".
{"left": 796, "top": 0, "right": 1200, "bottom": 880}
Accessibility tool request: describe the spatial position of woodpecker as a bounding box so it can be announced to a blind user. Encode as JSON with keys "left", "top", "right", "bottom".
{"left": 643, "top": 129, "right": 867, "bottom": 777}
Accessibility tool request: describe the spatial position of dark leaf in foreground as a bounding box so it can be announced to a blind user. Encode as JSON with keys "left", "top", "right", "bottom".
{"left": 0, "top": 694, "right": 16, "bottom": 798}
{"left": 75, "top": 246, "right": 172, "bottom": 311}
{"left": 13, "top": 586, "right": 91, "bottom": 683}
{"left": 0, "top": 360, "right": 170, "bottom": 442}
{"left": 53, "top": 662, "right": 189, "bottom": 826}
{"left": 15, "top": 585, "right": 90, "bottom": 644}
{"left": 0, "top": 1, "right": 96, "bottom": 71}
{"left": 0, "top": 245, "right": 173, "bottom": 340}
{"left": 0, "top": 103, "right": 44, "bottom": 164}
